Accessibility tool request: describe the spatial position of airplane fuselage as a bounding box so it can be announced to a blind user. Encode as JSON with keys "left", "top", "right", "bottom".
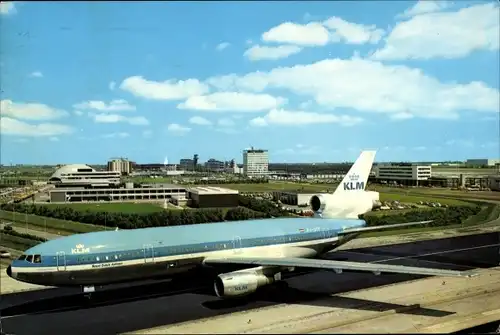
{"left": 7, "top": 217, "right": 366, "bottom": 288}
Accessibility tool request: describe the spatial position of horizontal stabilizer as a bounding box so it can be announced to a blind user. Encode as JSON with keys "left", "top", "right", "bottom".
{"left": 203, "top": 256, "right": 478, "bottom": 278}
{"left": 338, "top": 220, "right": 434, "bottom": 235}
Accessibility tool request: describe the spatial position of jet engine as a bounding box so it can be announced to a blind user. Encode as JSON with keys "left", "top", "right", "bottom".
{"left": 214, "top": 270, "right": 280, "bottom": 298}
{"left": 310, "top": 191, "right": 380, "bottom": 219}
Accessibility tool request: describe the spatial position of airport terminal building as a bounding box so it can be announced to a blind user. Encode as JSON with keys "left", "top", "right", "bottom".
{"left": 49, "top": 164, "right": 121, "bottom": 188}
{"left": 49, "top": 184, "right": 187, "bottom": 203}
{"left": 46, "top": 164, "right": 241, "bottom": 206}
{"left": 374, "top": 164, "right": 432, "bottom": 186}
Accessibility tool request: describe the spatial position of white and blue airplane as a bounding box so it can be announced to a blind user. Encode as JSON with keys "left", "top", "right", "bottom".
{"left": 6, "top": 151, "right": 477, "bottom": 299}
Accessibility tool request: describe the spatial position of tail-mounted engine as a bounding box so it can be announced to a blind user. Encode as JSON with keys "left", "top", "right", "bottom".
{"left": 310, "top": 191, "right": 380, "bottom": 219}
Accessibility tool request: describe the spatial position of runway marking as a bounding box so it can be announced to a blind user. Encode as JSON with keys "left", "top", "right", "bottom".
{"left": 369, "top": 243, "right": 500, "bottom": 265}
{"left": 337, "top": 243, "right": 500, "bottom": 269}
{"left": 339, "top": 250, "right": 479, "bottom": 269}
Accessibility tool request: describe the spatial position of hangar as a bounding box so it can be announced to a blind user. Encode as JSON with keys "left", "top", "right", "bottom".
{"left": 188, "top": 186, "right": 239, "bottom": 208}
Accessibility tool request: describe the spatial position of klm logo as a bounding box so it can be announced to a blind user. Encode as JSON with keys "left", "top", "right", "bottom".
{"left": 343, "top": 173, "right": 364, "bottom": 191}
{"left": 71, "top": 244, "right": 90, "bottom": 254}
{"left": 234, "top": 285, "right": 248, "bottom": 291}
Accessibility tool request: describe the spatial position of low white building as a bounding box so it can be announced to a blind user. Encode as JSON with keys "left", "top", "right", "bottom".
{"left": 466, "top": 159, "right": 500, "bottom": 167}
{"left": 49, "top": 164, "right": 121, "bottom": 188}
{"left": 374, "top": 164, "right": 431, "bottom": 185}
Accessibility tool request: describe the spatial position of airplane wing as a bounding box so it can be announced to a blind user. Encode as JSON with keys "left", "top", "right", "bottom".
{"left": 338, "top": 220, "right": 434, "bottom": 237}
{"left": 203, "top": 256, "right": 478, "bottom": 278}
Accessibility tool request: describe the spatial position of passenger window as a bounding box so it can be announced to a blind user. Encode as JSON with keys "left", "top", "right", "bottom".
{"left": 26, "top": 255, "right": 33, "bottom": 263}
{"left": 34, "top": 255, "right": 41, "bottom": 263}
{"left": 105, "top": 256, "right": 109, "bottom": 261}
{"left": 96, "top": 256, "right": 100, "bottom": 261}
{"left": 17, "top": 255, "right": 26, "bottom": 261}
{"left": 115, "top": 255, "right": 118, "bottom": 260}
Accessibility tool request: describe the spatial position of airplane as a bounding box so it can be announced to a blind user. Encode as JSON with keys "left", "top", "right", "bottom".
{"left": 6, "top": 151, "right": 478, "bottom": 299}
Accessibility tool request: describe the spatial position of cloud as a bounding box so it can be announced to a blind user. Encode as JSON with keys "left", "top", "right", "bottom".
{"left": 73, "top": 110, "right": 84, "bottom": 116}
{"left": 73, "top": 99, "right": 136, "bottom": 112}
{"left": 189, "top": 116, "right": 212, "bottom": 126}
{"left": 371, "top": 3, "right": 499, "bottom": 60}
{"left": 120, "top": 76, "right": 209, "bottom": 100}
{"left": 207, "top": 57, "right": 499, "bottom": 120}
{"left": 216, "top": 128, "right": 238, "bottom": 134}
{"left": 167, "top": 123, "right": 191, "bottom": 135}
{"left": 217, "top": 118, "right": 235, "bottom": 127}
{"left": 260, "top": 17, "right": 384, "bottom": 49}
{"left": 390, "top": 112, "right": 414, "bottom": 120}
{"left": 262, "top": 22, "right": 331, "bottom": 46}
{"left": 216, "top": 42, "right": 230, "bottom": 51}
{"left": 109, "top": 81, "right": 116, "bottom": 91}
{"left": 0, "top": 2, "right": 15, "bottom": 15}
{"left": 277, "top": 144, "right": 320, "bottom": 155}
{"left": 177, "top": 92, "right": 286, "bottom": 112}
{"left": 29, "top": 71, "right": 43, "bottom": 78}
{"left": 244, "top": 45, "right": 303, "bottom": 61}
{"left": 480, "top": 141, "right": 498, "bottom": 149}
{"left": 0, "top": 117, "right": 74, "bottom": 137}
{"left": 1, "top": 100, "right": 68, "bottom": 120}
{"left": 399, "top": 0, "right": 451, "bottom": 18}
{"left": 102, "top": 132, "right": 130, "bottom": 139}
{"left": 91, "top": 113, "right": 149, "bottom": 126}
{"left": 446, "top": 139, "right": 474, "bottom": 147}
{"left": 249, "top": 109, "right": 363, "bottom": 127}
{"left": 323, "top": 17, "right": 385, "bottom": 44}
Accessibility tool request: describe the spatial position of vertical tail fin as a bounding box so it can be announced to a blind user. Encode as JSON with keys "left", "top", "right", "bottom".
{"left": 333, "top": 151, "right": 376, "bottom": 195}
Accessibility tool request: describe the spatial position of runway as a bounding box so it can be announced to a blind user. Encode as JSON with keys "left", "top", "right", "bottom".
{"left": 1, "top": 232, "right": 499, "bottom": 335}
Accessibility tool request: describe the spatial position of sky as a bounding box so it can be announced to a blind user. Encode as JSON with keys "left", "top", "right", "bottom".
{"left": 0, "top": 1, "right": 499, "bottom": 165}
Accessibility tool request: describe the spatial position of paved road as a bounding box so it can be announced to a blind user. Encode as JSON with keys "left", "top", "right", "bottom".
{"left": 0, "top": 222, "right": 61, "bottom": 240}
{"left": 1, "top": 232, "right": 499, "bottom": 335}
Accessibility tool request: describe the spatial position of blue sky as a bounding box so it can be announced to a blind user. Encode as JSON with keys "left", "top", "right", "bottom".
{"left": 0, "top": 1, "right": 499, "bottom": 164}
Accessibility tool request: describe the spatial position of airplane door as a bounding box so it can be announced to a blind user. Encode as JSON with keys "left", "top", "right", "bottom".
{"left": 232, "top": 236, "right": 242, "bottom": 254}
{"left": 143, "top": 244, "right": 155, "bottom": 264}
{"left": 56, "top": 251, "right": 66, "bottom": 271}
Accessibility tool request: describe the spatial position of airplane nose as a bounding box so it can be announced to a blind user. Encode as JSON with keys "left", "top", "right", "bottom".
{"left": 6, "top": 265, "right": 12, "bottom": 278}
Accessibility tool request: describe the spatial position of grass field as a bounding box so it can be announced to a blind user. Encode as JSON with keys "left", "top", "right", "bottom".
{"left": 41, "top": 202, "right": 168, "bottom": 213}
{"left": 0, "top": 210, "right": 107, "bottom": 234}
{"left": 371, "top": 186, "right": 500, "bottom": 202}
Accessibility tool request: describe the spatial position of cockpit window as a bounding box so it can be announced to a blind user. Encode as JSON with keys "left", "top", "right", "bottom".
{"left": 17, "top": 255, "right": 26, "bottom": 261}
{"left": 34, "top": 255, "right": 41, "bottom": 263}
{"left": 26, "top": 255, "right": 33, "bottom": 263}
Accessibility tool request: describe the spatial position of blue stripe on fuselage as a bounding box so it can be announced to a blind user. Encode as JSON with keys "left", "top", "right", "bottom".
{"left": 13, "top": 218, "right": 365, "bottom": 268}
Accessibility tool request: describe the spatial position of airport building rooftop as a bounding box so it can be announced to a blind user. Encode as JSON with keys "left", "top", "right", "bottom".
{"left": 188, "top": 186, "right": 239, "bottom": 195}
